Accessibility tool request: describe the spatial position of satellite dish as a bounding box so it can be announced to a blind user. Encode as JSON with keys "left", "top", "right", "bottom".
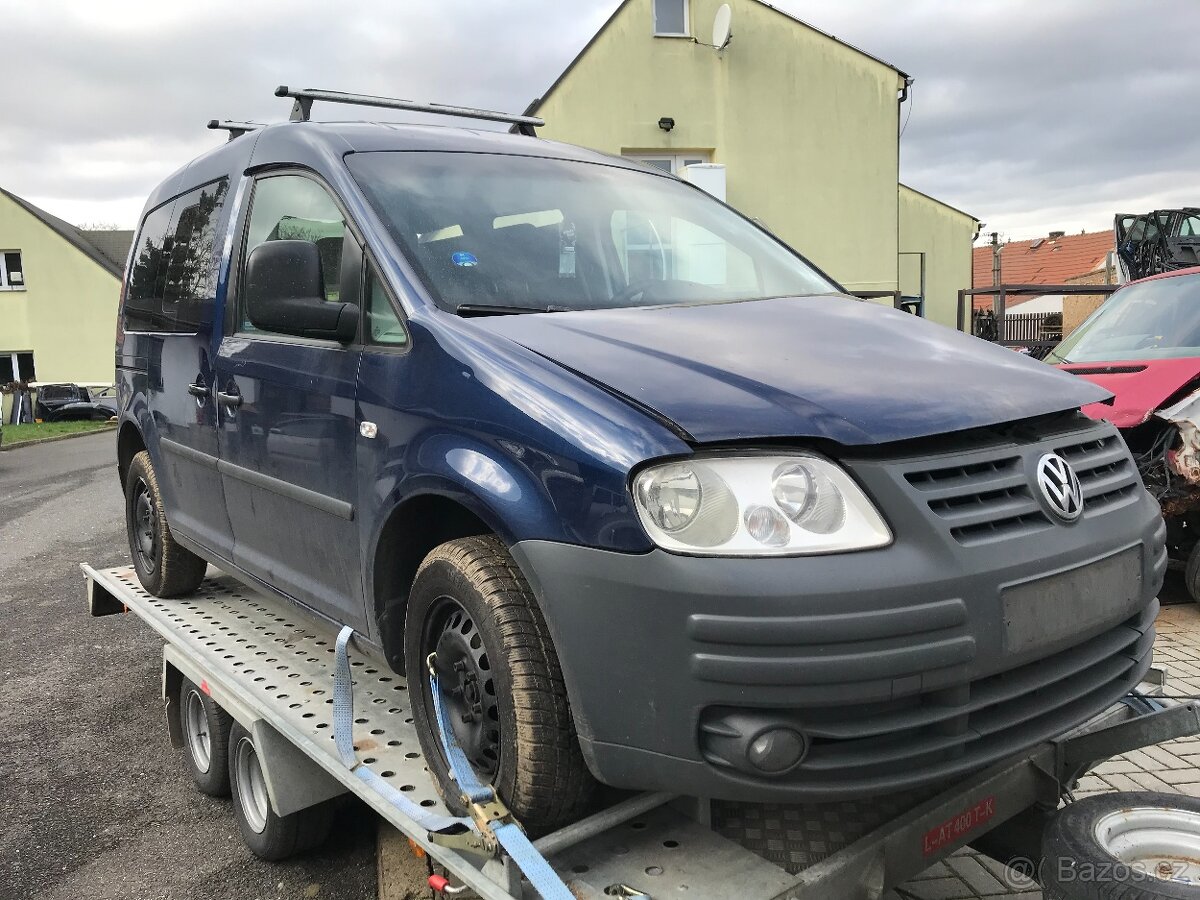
{"left": 712, "top": 3, "right": 733, "bottom": 49}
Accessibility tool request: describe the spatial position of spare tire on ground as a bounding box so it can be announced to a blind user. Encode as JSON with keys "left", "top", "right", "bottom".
{"left": 1041, "top": 790, "right": 1200, "bottom": 899}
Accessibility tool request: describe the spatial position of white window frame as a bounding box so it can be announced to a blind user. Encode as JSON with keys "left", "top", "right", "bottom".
{"left": 624, "top": 152, "right": 711, "bottom": 175}
{"left": 653, "top": 0, "right": 690, "bottom": 37}
{"left": 0, "top": 250, "right": 25, "bottom": 291}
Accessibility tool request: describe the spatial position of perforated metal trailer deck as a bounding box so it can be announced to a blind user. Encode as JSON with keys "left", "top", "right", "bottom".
{"left": 85, "top": 563, "right": 1200, "bottom": 900}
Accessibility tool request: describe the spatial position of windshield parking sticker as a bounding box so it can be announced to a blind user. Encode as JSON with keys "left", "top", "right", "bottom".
{"left": 452, "top": 251, "right": 479, "bottom": 267}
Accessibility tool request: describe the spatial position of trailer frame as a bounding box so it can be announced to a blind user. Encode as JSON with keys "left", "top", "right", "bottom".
{"left": 85, "top": 562, "right": 1200, "bottom": 900}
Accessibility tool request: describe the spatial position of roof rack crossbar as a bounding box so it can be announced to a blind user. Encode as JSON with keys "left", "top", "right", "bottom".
{"left": 207, "top": 120, "right": 264, "bottom": 142}
{"left": 274, "top": 86, "right": 544, "bottom": 135}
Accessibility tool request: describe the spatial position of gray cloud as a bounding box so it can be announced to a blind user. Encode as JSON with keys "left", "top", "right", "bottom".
{"left": 3, "top": 0, "right": 1197, "bottom": 239}
{"left": 780, "top": 0, "right": 1200, "bottom": 238}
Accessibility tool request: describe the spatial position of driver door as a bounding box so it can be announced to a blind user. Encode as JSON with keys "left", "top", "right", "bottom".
{"left": 214, "top": 171, "right": 367, "bottom": 630}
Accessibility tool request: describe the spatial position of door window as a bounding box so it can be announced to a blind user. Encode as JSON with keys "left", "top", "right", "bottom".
{"left": 164, "top": 179, "right": 229, "bottom": 331}
{"left": 365, "top": 266, "right": 408, "bottom": 346}
{"left": 124, "top": 201, "right": 175, "bottom": 332}
{"left": 124, "top": 178, "right": 229, "bottom": 333}
{"left": 241, "top": 174, "right": 347, "bottom": 333}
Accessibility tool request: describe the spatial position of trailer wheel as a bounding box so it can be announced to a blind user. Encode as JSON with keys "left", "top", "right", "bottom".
{"left": 1184, "top": 542, "right": 1200, "bottom": 603}
{"left": 1041, "top": 791, "right": 1200, "bottom": 899}
{"left": 228, "top": 722, "right": 334, "bottom": 860}
{"left": 179, "top": 677, "right": 232, "bottom": 797}
{"left": 404, "top": 535, "right": 596, "bottom": 835}
{"left": 124, "top": 450, "right": 207, "bottom": 597}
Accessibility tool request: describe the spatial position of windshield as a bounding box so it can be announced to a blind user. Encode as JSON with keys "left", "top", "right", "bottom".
{"left": 1050, "top": 275, "right": 1200, "bottom": 363}
{"left": 347, "top": 151, "right": 836, "bottom": 313}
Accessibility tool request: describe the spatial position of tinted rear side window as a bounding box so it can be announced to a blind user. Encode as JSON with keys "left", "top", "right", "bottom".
{"left": 124, "top": 201, "right": 174, "bottom": 331}
{"left": 164, "top": 179, "right": 229, "bottom": 330}
{"left": 124, "top": 177, "right": 229, "bottom": 332}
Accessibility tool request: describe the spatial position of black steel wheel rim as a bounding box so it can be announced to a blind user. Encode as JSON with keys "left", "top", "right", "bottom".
{"left": 130, "top": 477, "right": 158, "bottom": 572}
{"left": 421, "top": 595, "right": 502, "bottom": 778}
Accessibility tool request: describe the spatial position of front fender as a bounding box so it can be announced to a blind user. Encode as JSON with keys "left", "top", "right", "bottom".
{"left": 366, "top": 430, "right": 572, "bottom": 554}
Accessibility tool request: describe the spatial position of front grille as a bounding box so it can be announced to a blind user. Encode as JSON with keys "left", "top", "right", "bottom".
{"left": 900, "top": 422, "right": 1140, "bottom": 546}
{"left": 1056, "top": 432, "right": 1140, "bottom": 511}
{"left": 699, "top": 602, "right": 1155, "bottom": 793}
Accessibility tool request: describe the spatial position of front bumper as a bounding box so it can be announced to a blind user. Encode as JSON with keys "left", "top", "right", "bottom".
{"left": 512, "top": 430, "right": 1166, "bottom": 802}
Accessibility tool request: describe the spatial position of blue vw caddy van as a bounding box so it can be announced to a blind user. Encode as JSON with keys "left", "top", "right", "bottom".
{"left": 116, "top": 91, "right": 1164, "bottom": 834}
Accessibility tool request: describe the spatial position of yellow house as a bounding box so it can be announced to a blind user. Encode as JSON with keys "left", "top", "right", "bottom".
{"left": 0, "top": 187, "right": 129, "bottom": 392}
{"left": 898, "top": 184, "right": 980, "bottom": 327}
{"left": 527, "top": 0, "right": 978, "bottom": 326}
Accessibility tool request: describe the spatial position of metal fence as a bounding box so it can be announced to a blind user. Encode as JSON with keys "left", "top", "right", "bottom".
{"left": 999, "top": 311, "right": 1062, "bottom": 343}
{"left": 958, "top": 284, "right": 1118, "bottom": 360}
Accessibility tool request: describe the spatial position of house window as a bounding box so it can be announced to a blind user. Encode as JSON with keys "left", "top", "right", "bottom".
{"left": 653, "top": 0, "right": 689, "bottom": 36}
{"left": 0, "top": 251, "right": 25, "bottom": 290}
{"left": 0, "top": 351, "right": 35, "bottom": 384}
{"left": 625, "top": 152, "right": 710, "bottom": 175}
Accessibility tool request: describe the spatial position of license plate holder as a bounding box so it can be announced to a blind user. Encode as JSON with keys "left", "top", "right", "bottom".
{"left": 1002, "top": 547, "right": 1143, "bottom": 654}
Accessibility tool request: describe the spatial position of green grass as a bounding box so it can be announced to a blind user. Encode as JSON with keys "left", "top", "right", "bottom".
{"left": 3, "top": 420, "right": 114, "bottom": 446}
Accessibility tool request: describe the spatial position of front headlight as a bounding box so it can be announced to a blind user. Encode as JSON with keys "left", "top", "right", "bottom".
{"left": 632, "top": 454, "right": 890, "bottom": 556}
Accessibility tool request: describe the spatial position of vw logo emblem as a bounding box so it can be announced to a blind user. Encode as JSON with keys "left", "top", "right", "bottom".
{"left": 1036, "top": 453, "right": 1083, "bottom": 522}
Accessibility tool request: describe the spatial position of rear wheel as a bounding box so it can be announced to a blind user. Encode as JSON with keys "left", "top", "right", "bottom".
{"left": 124, "top": 450, "right": 207, "bottom": 597}
{"left": 404, "top": 535, "right": 596, "bottom": 835}
{"left": 178, "top": 677, "right": 232, "bottom": 797}
{"left": 228, "top": 722, "right": 334, "bottom": 860}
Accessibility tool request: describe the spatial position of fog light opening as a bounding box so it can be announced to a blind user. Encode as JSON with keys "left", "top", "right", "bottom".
{"left": 747, "top": 727, "right": 808, "bottom": 774}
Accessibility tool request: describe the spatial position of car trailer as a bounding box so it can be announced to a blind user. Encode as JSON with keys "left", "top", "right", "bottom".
{"left": 85, "top": 563, "right": 1200, "bottom": 900}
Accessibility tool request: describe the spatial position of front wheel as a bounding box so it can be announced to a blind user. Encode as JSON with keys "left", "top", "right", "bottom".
{"left": 124, "top": 450, "right": 207, "bottom": 597}
{"left": 403, "top": 535, "right": 596, "bottom": 835}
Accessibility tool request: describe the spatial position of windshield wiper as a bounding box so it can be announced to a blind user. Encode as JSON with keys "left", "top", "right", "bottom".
{"left": 456, "top": 303, "right": 570, "bottom": 317}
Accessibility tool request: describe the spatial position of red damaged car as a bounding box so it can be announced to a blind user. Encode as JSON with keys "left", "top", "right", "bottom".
{"left": 1052, "top": 267, "right": 1200, "bottom": 597}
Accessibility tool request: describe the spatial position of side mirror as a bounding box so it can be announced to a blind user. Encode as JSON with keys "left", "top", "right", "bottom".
{"left": 244, "top": 240, "right": 358, "bottom": 343}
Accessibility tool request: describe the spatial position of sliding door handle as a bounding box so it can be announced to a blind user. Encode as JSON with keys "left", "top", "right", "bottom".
{"left": 215, "top": 391, "right": 243, "bottom": 408}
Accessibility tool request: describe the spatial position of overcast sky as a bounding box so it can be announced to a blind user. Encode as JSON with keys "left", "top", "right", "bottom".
{"left": 3, "top": 0, "right": 1198, "bottom": 242}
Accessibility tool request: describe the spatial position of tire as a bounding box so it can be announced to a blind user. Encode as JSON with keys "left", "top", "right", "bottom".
{"left": 228, "top": 721, "right": 334, "bottom": 860}
{"left": 1185, "top": 541, "right": 1200, "bottom": 603}
{"left": 1041, "top": 791, "right": 1200, "bottom": 899}
{"left": 404, "top": 535, "right": 596, "bottom": 835}
{"left": 178, "top": 678, "right": 232, "bottom": 797}
{"left": 124, "top": 450, "right": 207, "bottom": 597}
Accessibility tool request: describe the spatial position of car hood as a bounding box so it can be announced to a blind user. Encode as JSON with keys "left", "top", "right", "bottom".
{"left": 1058, "top": 358, "right": 1200, "bottom": 427}
{"left": 475, "top": 295, "right": 1110, "bottom": 445}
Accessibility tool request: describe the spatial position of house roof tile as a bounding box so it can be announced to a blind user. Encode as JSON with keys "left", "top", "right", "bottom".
{"left": 972, "top": 230, "right": 1114, "bottom": 289}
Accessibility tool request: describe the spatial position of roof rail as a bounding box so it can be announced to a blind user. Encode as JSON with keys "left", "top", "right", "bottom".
{"left": 274, "top": 86, "right": 544, "bottom": 136}
{"left": 207, "top": 120, "right": 264, "bottom": 141}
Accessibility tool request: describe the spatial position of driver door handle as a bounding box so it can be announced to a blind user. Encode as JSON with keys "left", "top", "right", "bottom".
{"left": 216, "top": 391, "right": 242, "bottom": 408}
{"left": 187, "top": 382, "right": 208, "bottom": 399}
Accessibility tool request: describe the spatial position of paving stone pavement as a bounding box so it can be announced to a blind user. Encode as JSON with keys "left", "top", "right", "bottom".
{"left": 884, "top": 601, "right": 1200, "bottom": 900}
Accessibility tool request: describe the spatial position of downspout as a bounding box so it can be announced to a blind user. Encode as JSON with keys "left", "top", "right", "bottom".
{"left": 896, "top": 76, "right": 913, "bottom": 308}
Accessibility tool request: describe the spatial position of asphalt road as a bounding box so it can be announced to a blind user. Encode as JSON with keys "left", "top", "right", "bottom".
{"left": 0, "top": 433, "right": 378, "bottom": 900}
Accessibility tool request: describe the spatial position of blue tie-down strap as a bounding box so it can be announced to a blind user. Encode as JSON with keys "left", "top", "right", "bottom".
{"left": 429, "top": 655, "right": 576, "bottom": 900}
{"left": 333, "top": 627, "right": 466, "bottom": 834}
{"left": 1122, "top": 690, "right": 1166, "bottom": 715}
{"left": 334, "top": 627, "right": 575, "bottom": 899}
